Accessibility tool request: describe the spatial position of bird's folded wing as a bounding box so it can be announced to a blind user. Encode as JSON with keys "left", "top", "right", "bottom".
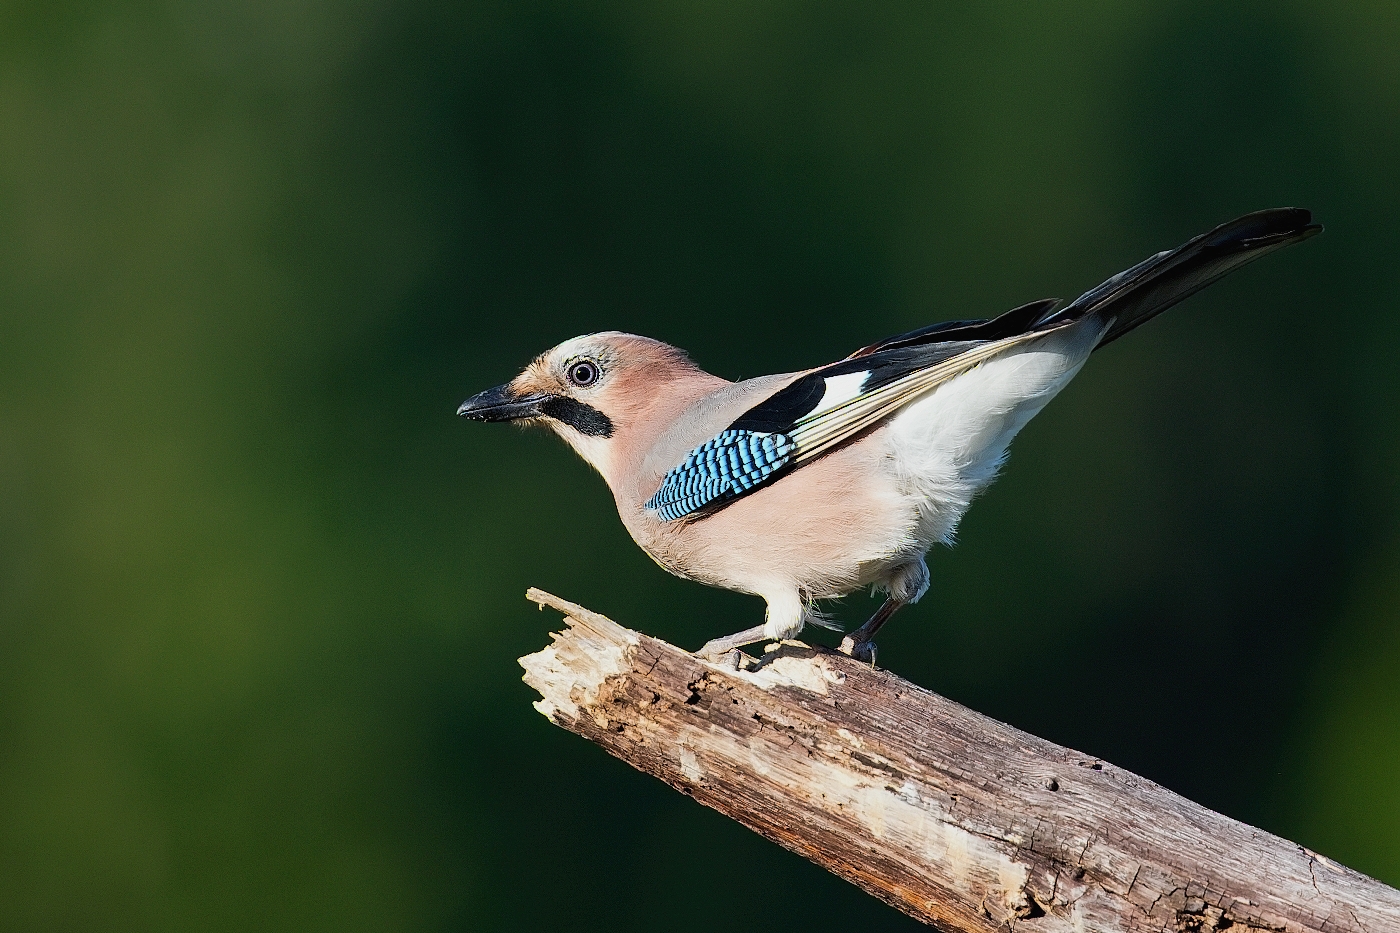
{"left": 645, "top": 326, "right": 1059, "bottom": 521}
{"left": 644, "top": 429, "right": 796, "bottom": 521}
{"left": 785, "top": 329, "right": 1051, "bottom": 463}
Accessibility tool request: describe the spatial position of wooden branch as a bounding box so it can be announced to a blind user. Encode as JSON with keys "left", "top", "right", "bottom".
{"left": 519, "top": 588, "right": 1400, "bottom": 933}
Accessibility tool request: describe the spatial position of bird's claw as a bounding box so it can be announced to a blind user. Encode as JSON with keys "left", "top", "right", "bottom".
{"left": 694, "top": 625, "right": 768, "bottom": 667}
{"left": 696, "top": 645, "right": 745, "bottom": 669}
{"left": 838, "top": 635, "right": 877, "bottom": 667}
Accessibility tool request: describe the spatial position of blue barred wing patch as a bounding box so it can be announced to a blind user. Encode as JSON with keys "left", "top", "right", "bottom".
{"left": 646, "top": 429, "right": 796, "bottom": 521}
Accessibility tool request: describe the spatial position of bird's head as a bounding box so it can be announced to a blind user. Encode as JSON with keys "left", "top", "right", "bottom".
{"left": 458, "top": 332, "right": 726, "bottom": 485}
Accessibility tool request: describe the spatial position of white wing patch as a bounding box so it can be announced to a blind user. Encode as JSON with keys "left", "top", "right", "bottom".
{"left": 810, "top": 371, "right": 869, "bottom": 418}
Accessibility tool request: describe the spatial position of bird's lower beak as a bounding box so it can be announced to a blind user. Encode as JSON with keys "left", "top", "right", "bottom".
{"left": 456, "top": 384, "right": 551, "bottom": 422}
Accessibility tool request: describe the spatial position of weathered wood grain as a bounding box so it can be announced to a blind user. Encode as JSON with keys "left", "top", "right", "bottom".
{"left": 519, "top": 588, "right": 1400, "bottom": 932}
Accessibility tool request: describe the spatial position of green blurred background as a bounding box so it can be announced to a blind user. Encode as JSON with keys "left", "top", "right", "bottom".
{"left": 2, "top": 1, "right": 1398, "bottom": 929}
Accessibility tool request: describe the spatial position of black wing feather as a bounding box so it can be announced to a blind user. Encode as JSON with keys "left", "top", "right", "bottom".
{"left": 730, "top": 340, "right": 986, "bottom": 435}
{"left": 728, "top": 373, "right": 826, "bottom": 433}
{"left": 844, "top": 298, "right": 1061, "bottom": 360}
{"left": 732, "top": 301, "right": 1069, "bottom": 434}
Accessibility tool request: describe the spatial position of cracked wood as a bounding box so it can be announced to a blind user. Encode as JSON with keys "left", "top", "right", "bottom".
{"left": 519, "top": 588, "right": 1400, "bottom": 933}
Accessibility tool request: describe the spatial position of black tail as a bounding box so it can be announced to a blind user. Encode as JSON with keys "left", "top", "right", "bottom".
{"left": 840, "top": 208, "right": 1321, "bottom": 366}
{"left": 1044, "top": 208, "right": 1322, "bottom": 347}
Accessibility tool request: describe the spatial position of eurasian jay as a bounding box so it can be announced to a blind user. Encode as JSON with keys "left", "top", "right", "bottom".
{"left": 459, "top": 209, "right": 1321, "bottom": 664}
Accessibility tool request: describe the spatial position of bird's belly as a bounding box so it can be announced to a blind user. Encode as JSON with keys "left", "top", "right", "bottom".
{"left": 629, "top": 432, "right": 926, "bottom": 598}
{"left": 623, "top": 322, "right": 1101, "bottom": 598}
{"left": 885, "top": 321, "right": 1100, "bottom": 545}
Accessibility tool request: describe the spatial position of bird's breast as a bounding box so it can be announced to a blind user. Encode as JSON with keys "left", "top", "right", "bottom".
{"left": 617, "top": 429, "right": 920, "bottom": 598}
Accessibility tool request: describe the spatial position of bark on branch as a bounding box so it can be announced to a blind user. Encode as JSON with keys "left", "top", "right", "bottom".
{"left": 519, "top": 588, "right": 1400, "bottom": 933}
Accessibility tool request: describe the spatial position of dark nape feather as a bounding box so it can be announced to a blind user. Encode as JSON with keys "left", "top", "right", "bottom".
{"left": 844, "top": 298, "right": 1062, "bottom": 360}
{"left": 1045, "top": 207, "right": 1322, "bottom": 347}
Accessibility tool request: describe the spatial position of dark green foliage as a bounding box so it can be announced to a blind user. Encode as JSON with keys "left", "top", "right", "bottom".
{"left": 0, "top": 2, "right": 1396, "bottom": 930}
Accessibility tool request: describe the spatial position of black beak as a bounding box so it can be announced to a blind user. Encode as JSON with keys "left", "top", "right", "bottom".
{"left": 456, "top": 384, "right": 551, "bottom": 422}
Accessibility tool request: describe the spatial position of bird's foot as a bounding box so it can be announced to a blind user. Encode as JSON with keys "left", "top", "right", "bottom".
{"left": 696, "top": 646, "right": 745, "bottom": 669}
{"left": 696, "top": 624, "right": 768, "bottom": 668}
{"left": 837, "top": 635, "right": 877, "bottom": 667}
{"left": 835, "top": 596, "right": 903, "bottom": 668}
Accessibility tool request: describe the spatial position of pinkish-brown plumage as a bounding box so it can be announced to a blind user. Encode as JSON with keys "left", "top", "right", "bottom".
{"left": 465, "top": 326, "right": 1101, "bottom": 656}
{"left": 458, "top": 210, "right": 1321, "bottom": 660}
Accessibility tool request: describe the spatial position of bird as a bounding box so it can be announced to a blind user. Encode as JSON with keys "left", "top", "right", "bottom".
{"left": 458, "top": 208, "right": 1321, "bottom": 665}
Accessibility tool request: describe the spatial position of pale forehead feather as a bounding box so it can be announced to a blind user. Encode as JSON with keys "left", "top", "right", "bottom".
{"left": 540, "top": 332, "right": 695, "bottom": 371}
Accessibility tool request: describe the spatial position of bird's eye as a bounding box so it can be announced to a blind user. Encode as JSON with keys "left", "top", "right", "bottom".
{"left": 567, "top": 360, "right": 600, "bottom": 387}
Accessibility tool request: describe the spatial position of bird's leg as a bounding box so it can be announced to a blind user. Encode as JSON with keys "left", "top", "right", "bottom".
{"left": 697, "top": 590, "right": 807, "bottom": 666}
{"left": 695, "top": 625, "right": 769, "bottom": 666}
{"left": 838, "top": 597, "right": 905, "bottom": 665}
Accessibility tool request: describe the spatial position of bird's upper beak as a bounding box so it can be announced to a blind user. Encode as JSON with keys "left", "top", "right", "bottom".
{"left": 456, "top": 383, "right": 551, "bottom": 422}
